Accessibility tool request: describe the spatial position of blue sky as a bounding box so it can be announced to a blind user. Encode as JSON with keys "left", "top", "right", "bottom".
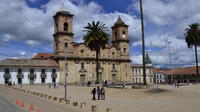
{"left": 0, "top": 0, "right": 200, "bottom": 69}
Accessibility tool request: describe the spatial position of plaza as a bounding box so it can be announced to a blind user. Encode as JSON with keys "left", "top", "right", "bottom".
{"left": 13, "top": 84, "right": 200, "bottom": 112}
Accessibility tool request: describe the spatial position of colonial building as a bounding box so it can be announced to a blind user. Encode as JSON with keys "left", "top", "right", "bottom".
{"left": 164, "top": 66, "right": 200, "bottom": 83}
{"left": 131, "top": 65, "right": 154, "bottom": 85}
{"left": 0, "top": 59, "right": 59, "bottom": 85}
{"left": 131, "top": 53, "right": 154, "bottom": 85}
{"left": 52, "top": 6, "right": 132, "bottom": 84}
{"left": 153, "top": 69, "right": 166, "bottom": 84}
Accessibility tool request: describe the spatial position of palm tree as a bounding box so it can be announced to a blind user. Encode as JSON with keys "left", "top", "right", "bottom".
{"left": 139, "top": 0, "right": 147, "bottom": 85}
{"left": 83, "top": 21, "right": 109, "bottom": 84}
{"left": 185, "top": 23, "right": 200, "bottom": 82}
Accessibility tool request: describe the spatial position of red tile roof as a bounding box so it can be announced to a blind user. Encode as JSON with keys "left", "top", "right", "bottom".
{"left": 0, "top": 59, "right": 58, "bottom": 67}
{"left": 32, "top": 53, "right": 54, "bottom": 59}
{"left": 155, "top": 66, "right": 200, "bottom": 75}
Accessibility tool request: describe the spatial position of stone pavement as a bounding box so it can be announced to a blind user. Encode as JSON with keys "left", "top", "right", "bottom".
{"left": 0, "top": 85, "right": 83, "bottom": 112}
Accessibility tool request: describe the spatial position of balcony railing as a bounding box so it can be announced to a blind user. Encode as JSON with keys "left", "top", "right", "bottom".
{"left": 4, "top": 73, "right": 11, "bottom": 78}
{"left": 79, "top": 68, "right": 87, "bottom": 72}
{"left": 17, "top": 73, "right": 24, "bottom": 78}
{"left": 40, "top": 73, "right": 47, "bottom": 78}
{"left": 51, "top": 73, "right": 57, "bottom": 78}
{"left": 28, "top": 73, "right": 36, "bottom": 79}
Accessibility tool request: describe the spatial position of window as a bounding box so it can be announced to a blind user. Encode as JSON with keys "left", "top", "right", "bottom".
{"left": 18, "top": 68, "right": 22, "bottom": 73}
{"left": 112, "top": 64, "right": 116, "bottom": 70}
{"left": 55, "top": 23, "right": 58, "bottom": 31}
{"left": 5, "top": 68, "right": 9, "bottom": 74}
{"left": 81, "top": 63, "right": 84, "bottom": 69}
{"left": 30, "top": 69, "right": 34, "bottom": 74}
{"left": 112, "top": 74, "right": 117, "bottom": 81}
{"left": 64, "top": 22, "right": 68, "bottom": 31}
{"left": 81, "top": 50, "right": 84, "bottom": 54}
{"left": 124, "top": 48, "right": 126, "bottom": 53}
{"left": 52, "top": 69, "right": 56, "bottom": 73}
{"left": 122, "top": 31, "right": 126, "bottom": 38}
{"left": 41, "top": 69, "right": 45, "bottom": 73}
{"left": 64, "top": 43, "right": 68, "bottom": 48}
{"left": 115, "top": 32, "right": 117, "bottom": 38}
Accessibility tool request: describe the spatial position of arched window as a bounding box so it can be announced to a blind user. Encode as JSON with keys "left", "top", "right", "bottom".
{"left": 55, "top": 23, "right": 58, "bottom": 31}
{"left": 122, "top": 31, "right": 126, "bottom": 39}
{"left": 64, "top": 22, "right": 68, "bottom": 31}
{"left": 115, "top": 32, "right": 118, "bottom": 39}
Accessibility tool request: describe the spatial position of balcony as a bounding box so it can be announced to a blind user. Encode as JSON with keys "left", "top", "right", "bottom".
{"left": 17, "top": 73, "right": 24, "bottom": 78}
{"left": 40, "top": 73, "right": 47, "bottom": 78}
{"left": 79, "top": 68, "right": 87, "bottom": 73}
{"left": 4, "top": 73, "right": 11, "bottom": 78}
{"left": 28, "top": 73, "right": 36, "bottom": 79}
{"left": 111, "top": 68, "right": 117, "bottom": 72}
{"left": 51, "top": 73, "right": 57, "bottom": 78}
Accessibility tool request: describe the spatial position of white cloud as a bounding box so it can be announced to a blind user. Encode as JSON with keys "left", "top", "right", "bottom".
{"left": 0, "top": 0, "right": 140, "bottom": 45}
{"left": 20, "top": 51, "right": 26, "bottom": 56}
{"left": 25, "top": 40, "right": 40, "bottom": 47}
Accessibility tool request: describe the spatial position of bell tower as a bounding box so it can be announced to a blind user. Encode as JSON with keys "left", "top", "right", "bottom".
{"left": 53, "top": 5, "right": 74, "bottom": 55}
{"left": 111, "top": 16, "right": 130, "bottom": 57}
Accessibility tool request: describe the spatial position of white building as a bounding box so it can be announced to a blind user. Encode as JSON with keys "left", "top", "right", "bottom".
{"left": 131, "top": 65, "right": 154, "bottom": 85}
{"left": 0, "top": 59, "right": 59, "bottom": 85}
{"left": 153, "top": 69, "right": 166, "bottom": 84}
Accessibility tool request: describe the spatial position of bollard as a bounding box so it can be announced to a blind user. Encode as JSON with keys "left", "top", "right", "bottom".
{"left": 59, "top": 98, "right": 64, "bottom": 103}
{"left": 73, "top": 102, "right": 78, "bottom": 107}
{"left": 37, "top": 93, "right": 40, "bottom": 96}
{"left": 106, "top": 108, "right": 112, "bottom": 112}
{"left": 91, "top": 105, "right": 97, "bottom": 112}
{"left": 40, "top": 93, "right": 43, "bottom": 97}
{"left": 80, "top": 102, "right": 86, "bottom": 109}
{"left": 44, "top": 94, "right": 47, "bottom": 98}
{"left": 53, "top": 97, "right": 58, "bottom": 101}
{"left": 48, "top": 96, "right": 52, "bottom": 100}
{"left": 66, "top": 100, "right": 70, "bottom": 104}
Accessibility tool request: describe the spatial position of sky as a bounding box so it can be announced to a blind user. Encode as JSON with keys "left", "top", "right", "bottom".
{"left": 0, "top": 0, "right": 200, "bottom": 69}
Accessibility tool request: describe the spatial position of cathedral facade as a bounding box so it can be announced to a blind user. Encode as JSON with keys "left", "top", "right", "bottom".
{"left": 53, "top": 7, "right": 132, "bottom": 84}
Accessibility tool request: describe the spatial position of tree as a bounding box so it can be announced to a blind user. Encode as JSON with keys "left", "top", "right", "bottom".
{"left": 184, "top": 23, "right": 200, "bottom": 82}
{"left": 83, "top": 21, "right": 109, "bottom": 84}
{"left": 139, "top": 0, "right": 147, "bottom": 85}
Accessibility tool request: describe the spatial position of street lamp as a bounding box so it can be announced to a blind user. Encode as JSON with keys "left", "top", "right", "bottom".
{"left": 20, "top": 53, "right": 26, "bottom": 90}
{"left": 64, "top": 43, "right": 68, "bottom": 101}
{"left": 167, "top": 41, "right": 173, "bottom": 84}
{"left": 139, "top": 0, "right": 147, "bottom": 85}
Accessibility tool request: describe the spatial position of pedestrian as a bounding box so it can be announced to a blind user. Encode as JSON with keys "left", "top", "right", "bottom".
{"left": 56, "top": 83, "right": 59, "bottom": 88}
{"left": 48, "top": 83, "right": 51, "bottom": 88}
{"left": 97, "top": 86, "right": 101, "bottom": 100}
{"left": 101, "top": 87, "right": 105, "bottom": 100}
{"left": 91, "top": 88, "right": 96, "bottom": 100}
{"left": 54, "top": 83, "right": 56, "bottom": 88}
{"left": 105, "top": 80, "right": 108, "bottom": 86}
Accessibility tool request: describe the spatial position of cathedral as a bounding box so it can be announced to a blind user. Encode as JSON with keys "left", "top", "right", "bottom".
{"left": 53, "top": 6, "right": 132, "bottom": 84}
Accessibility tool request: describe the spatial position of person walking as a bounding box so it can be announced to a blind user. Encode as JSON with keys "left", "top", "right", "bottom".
{"left": 91, "top": 88, "right": 96, "bottom": 100}
{"left": 101, "top": 87, "right": 105, "bottom": 100}
{"left": 97, "top": 86, "right": 101, "bottom": 100}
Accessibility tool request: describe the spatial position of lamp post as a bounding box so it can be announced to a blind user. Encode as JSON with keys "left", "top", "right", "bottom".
{"left": 139, "top": 0, "right": 147, "bottom": 85}
{"left": 167, "top": 41, "right": 173, "bottom": 84}
{"left": 64, "top": 44, "right": 68, "bottom": 101}
{"left": 20, "top": 53, "right": 26, "bottom": 90}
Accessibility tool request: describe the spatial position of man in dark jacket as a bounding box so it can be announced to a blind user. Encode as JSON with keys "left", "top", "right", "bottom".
{"left": 91, "top": 88, "right": 96, "bottom": 100}
{"left": 101, "top": 87, "right": 105, "bottom": 100}
{"left": 97, "top": 86, "right": 101, "bottom": 100}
